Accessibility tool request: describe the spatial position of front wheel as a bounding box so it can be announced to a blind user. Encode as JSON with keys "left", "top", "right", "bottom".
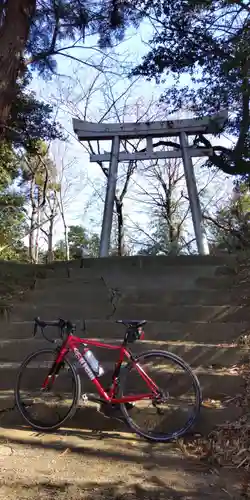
{"left": 119, "top": 350, "right": 202, "bottom": 442}
{"left": 15, "top": 348, "right": 81, "bottom": 432}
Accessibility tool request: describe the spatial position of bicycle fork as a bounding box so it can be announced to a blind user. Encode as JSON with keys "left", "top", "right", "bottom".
{"left": 41, "top": 347, "right": 68, "bottom": 391}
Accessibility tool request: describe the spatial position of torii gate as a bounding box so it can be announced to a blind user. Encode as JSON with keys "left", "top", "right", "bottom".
{"left": 73, "top": 111, "right": 228, "bottom": 257}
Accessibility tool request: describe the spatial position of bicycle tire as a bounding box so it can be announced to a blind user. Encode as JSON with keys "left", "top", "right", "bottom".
{"left": 119, "top": 349, "right": 202, "bottom": 442}
{"left": 15, "top": 348, "right": 81, "bottom": 432}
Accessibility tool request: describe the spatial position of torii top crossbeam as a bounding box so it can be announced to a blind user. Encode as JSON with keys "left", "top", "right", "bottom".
{"left": 73, "top": 111, "right": 228, "bottom": 141}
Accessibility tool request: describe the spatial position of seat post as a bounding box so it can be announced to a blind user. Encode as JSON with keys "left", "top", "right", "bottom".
{"left": 122, "top": 327, "right": 129, "bottom": 346}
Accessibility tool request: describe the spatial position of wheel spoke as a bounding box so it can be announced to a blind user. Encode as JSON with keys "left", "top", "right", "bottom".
{"left": 119, "top": 351, "right": 201, "bottom": 442}
{"left": 15, "top": 349, "right": 80, "bottom": 432}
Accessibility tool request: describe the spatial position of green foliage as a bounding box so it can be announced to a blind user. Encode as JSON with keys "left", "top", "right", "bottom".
{"left": 87, "top": 233, "right": 101, "bottom": 258}
{"left": 0, "top": 138, "right": 59, "bottom": 263}
{"left": 68, "top": 225, "right": 88, "bottom": 253}
{"left": 7, "top": 75, "right": 63, "bottom": 151}
{"left": 55, "top": 225, "right": 100, "bottom": 260}
{"left": 131, "top": 0, "right": 250, "bottom": 179}
{"left": 209, "top": 182, "right": 250, "bottom": 251}
{"left": 53, "top": 243, "right": 66, "bottom": 261}
{"left": 138, "top": 211, "right": 182, "bottom": 255}
{"left": 21, "top": 140, "right": 56, "bottom": 188}
{"left": 0, "top": 142, "right": 19, "bottom": 190}
{"left": 0, "top": 72, "right": 62, "bottom": 212}
{"left": 0, "top": 192, "right": 28, "bottom": 261}
{"left": 24, "top": 0, "right": 139, "bottom": 76}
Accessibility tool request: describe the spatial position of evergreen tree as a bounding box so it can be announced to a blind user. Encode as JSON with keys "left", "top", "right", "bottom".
{"left": 131, "top": 0, "right": 250, "bottom": 179}
{"left": 138, "top": 210, "right": 183, "bottom": 255}
{"left": 0, "top": 0, "right": 139, "bottom": 127}
{"left": 207, "top": 182, "right": 250, "bottom": 252}
{"left": 55, "top": 225, "right": 100, "bottom": 259}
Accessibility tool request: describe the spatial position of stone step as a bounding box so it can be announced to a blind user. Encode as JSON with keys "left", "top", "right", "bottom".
{"left": 195, "top": 276, "right": 235, "bottom": 289}
{"left": 67, "top": 266, "right": 226, "bottom": 284}
{"left": 115, "top": 304, "right": 250, "bottom": 322}
{"left": 34, "top": 273, "right": 206, "bottom": 291}
{"left": 16, "top": 287, "right": 112, "bottom": 309}
{"left": 119, "top": 289, "right": 243, "bottom": 306}
{"left": 7, "top": 302, "right": 114, "bottom": 321}
{"left": 0, "top": 363, "right": 242, "bottom": 399}
{"left": 0, "top": 256, "right": 237, "bottom": 284}
{"left": 26, "top": 286, "right": 243, "bottom": 307}
{"left": 22, "top": 291, "right": 98, "bottom": 308}
{"left": 30, "top": 262, "right": 223, "bottom": 284}
{"left": 34, "top": 273, "right": 235, "bottom": 293}
{"left": 0, "top": 338, "right": 241, "bottom": 367}
{"left": 66, "top": 254, "right": 236, "bottom": 271}
{"left": 0, "top": 320, "right": 245, "bottom": 343}
{"left": 7, "top": 303, "right": 248, "bottom": 322}
{"left": 0, "top": 394, "right": 242, "bottom": 436}
{"left": 34, "top": 274, "right": 106, "bottom": 288}
{"left": 8, "top": 254, "right": 230, "bottom": 275}
{"left": 42, "top": 256, "right": 235, "bottom": 272}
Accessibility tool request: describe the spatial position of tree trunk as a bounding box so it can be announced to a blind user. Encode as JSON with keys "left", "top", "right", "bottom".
{"left": 0, "top": 0, "right": 36, "bottom": 131}
{"left": 47, "top": 215, "right": 54, "bottom": 263}
{"left": 60, "top": 204, "right": 69, "bottom": 260}
{"left": 29, "top": 179, "right": 40, "bottom": 263}
{"left": 169, "top": 226, "right": 179, "bottom": 255}
{"left": 64, "top": 224, "right": 69, "bottom": 260}
{"left": 57, "top": 189, "right": 69, "bottom": 260}
{"left": 47, "top": 193, "right": 58, "bottom": 263}
{"left": 34, "top": 207, "right": 40, "bottom": 263}
{"left": 45, "top": 191, "right": 57, "bottom": 263}
{"left": 29, "top": 205, "right": 36, "bottom": 263}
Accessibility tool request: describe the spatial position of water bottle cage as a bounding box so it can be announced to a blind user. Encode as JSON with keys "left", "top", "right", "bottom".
{"left": 126, "top": 327, "right": 144, "bottom": 343}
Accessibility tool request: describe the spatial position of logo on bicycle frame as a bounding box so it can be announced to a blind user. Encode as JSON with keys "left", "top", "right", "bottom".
{"left": 73, "top": 347, "right": 95, "bottom": 380}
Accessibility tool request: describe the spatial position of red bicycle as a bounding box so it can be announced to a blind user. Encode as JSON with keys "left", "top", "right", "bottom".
{"left": 15, "top": 317, "right": 201, "bottom": 442}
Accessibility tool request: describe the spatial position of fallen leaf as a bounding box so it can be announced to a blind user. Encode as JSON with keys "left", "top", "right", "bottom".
{"left": 59, "top": 448, "right": 70, "bottom": 457}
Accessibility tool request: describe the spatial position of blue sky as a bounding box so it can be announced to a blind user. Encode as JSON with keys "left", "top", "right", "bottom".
{"left": 29, "top": 21, "right": 234, "bottom": 251}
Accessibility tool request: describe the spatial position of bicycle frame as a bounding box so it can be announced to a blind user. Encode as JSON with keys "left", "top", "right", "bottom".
{"left": 42, "top": 333, "right": 160, "bottom": 404}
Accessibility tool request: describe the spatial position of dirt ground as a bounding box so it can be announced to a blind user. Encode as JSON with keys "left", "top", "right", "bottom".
{"left": 0, "top": 405, "right": 242, "bottom": 500}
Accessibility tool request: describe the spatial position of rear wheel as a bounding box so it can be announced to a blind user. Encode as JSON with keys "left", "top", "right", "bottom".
{"left": 119, "top": 350, "right": 201, "bottom": 442}
{"left": 15, "top": 348, "right": 81, "bottom": 432}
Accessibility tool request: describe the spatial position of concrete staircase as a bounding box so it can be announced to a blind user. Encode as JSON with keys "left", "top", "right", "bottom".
{"left": 0, "top": 255, "right": 245, "bottom": 434}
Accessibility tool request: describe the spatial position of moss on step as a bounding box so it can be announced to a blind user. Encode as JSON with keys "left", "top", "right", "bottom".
{"left": 0, "top": 264, "right": 40, "bottom": 311}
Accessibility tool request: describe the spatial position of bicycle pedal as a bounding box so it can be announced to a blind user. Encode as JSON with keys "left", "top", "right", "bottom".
{"left": 81, "top": 393, "right": 88, "bottom": 404}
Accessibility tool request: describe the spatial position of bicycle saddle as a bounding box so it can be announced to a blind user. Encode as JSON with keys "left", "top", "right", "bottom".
{"left": 116, "top": 320, "right": 147, "bottom": 328}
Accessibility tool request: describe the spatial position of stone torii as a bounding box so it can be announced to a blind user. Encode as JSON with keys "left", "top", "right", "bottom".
{"left": 73, "top": 111, "right": 228, "bottom": 257}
